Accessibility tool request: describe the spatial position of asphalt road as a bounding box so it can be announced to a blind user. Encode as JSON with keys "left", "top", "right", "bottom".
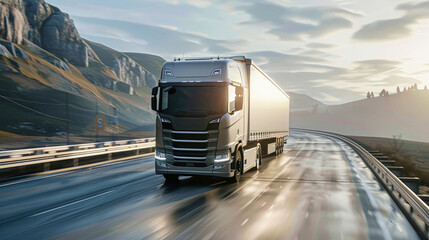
{"left": 0, "top": 130, "right": 420, "bottom": 240}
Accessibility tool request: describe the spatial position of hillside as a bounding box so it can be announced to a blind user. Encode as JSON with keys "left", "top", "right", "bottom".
{"left": 291, "top": 90, "right": 429, "bottom": 142}
{"left": 287, "top": 92, "right": 326, "bottom": 111}
{"left": 0, "top": 0, "right": 164, "bottom": 148}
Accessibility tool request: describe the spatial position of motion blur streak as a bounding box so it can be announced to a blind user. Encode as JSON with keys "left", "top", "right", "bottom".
{"left": 0, "top": 130, "right": 419, "bottom": 239}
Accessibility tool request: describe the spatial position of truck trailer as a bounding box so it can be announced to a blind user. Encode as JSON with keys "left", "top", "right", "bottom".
{"left": 151, "top": 56, "right": 289, "bottom": 182}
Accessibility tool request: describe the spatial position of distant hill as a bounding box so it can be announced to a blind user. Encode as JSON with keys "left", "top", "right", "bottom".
{"left": 291, "top": 90, "right": 429, "bottom": 142}
{"left": 287, "top": 92, "right": 326, "bottom": 111}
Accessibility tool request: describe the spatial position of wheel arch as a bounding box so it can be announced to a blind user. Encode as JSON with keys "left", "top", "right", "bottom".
{"left": 232, "top": 142, "right": 244, "bottom": 172}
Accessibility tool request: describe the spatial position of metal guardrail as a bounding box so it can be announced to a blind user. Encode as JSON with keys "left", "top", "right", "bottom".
{"left": 294, "top": 129, "right": 429, "bottom": 239}
{"left": 0, "top": 138, "right": 155, "bottom": 177}
{"left": 0, "top": 138, "right": 154, "bottom": 159}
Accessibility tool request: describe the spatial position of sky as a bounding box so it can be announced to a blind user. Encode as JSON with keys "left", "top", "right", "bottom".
{"left": 46, "top": 0, "right": 429, "bottom": 104}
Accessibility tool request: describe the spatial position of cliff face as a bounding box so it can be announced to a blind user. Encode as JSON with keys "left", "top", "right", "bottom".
{"left": 0, "top": 0, "right": 26, "bottom": 44}
{"left": 42, "top": 12, "right": 90, "bottom": 67}
{"left": 113, "top": 56, "right": 157, "bottom": 88}
{"left": 0, "top": 0, "right": 160, "bottom": 90}
{"left": 0, "top": 0, "right": 90, "bottom": 67}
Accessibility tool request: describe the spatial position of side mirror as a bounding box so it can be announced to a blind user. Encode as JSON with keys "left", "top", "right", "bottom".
{"left": 151, "top": 87, "right": 159, "bottom": 111}
{"left": 235, "top": 87, "right": 243, "bottom": 111}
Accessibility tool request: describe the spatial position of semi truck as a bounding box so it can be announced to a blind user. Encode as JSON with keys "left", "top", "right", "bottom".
{"left": 151, "top": 56, "right": 289, "bottom": 182}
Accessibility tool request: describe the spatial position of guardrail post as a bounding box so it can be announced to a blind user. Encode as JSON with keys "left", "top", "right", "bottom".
{"left": 387, "top": 166, "right": 404, "bottom": 177}
{"left": 73, "top": 158, "right": 78, "bottom": 167}
{"left": 417, "top": 195, "right": 429, "bottom": 205}
{"left": 380, "top": 160, "right": 395, "bottom": 166}
{"left": 107, "top": 153, "right": 112, "bottom": 161}
{"left": 44, "top": 163, "right": 50, "bottom": 171}
{"left": 399, "top": 177, "right": 420, "bottom": 194}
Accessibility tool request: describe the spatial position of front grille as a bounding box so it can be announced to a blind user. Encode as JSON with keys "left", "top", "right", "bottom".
{"left": 163, "top": 130, "right": 218, "bottom": 166}
{"left": 173, "top": 150, "right": 207, "bottom": 157}
{"left": 172, "top": 141, "right": 208, "bottom": 149}
{"left": 172, "top": 132, "right": 208, "bottom": 140}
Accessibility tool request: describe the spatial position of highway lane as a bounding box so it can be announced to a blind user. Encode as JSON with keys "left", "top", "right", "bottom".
{"left": 0, "top": 130, "right": 420, "bottom": 239}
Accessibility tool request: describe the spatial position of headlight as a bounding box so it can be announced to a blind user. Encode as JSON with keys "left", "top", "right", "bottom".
{"left": 155, "top": 150, "right": 166, "bottom": 160}
{"left": 209, "top": 118, "right": 220, "bottom": 124}
{"left": 161, "top": 118, "right": 171, "bottom": 123}
{"left": 215, "top": 150, "right": 230, "bottom": 162}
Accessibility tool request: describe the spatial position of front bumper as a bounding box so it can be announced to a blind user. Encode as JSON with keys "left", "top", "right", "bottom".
{"left": 155, "top": 160, "right": 234, "bottom": 178}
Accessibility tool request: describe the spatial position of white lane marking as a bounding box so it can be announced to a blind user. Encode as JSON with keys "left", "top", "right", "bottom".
{"left": 30, "top": 190, "right": 113, "bottom": 217}
{"left": 261, "top": 201, "right": 266, "bottom": 207}
{"left": 0, "top": 172, "right": 70, "bottom": 188}
{"left": 241, "top": 218, "right": 249, "bottom": 226}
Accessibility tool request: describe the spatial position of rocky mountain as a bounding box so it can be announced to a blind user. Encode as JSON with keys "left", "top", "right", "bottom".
{"left": 0, "top": 0, "right": 91, "bottom": 67}
{"left": 0, "top": 0, "right": 159, "bottom": 91}
{"left": 86, "top": 40, "right": 157, "bottom": 89}
{"left": 291, "top": 90, "right": 429, "bottom": 142}
{"left": 0, "top": 0, "right": 165, "bottom": 144}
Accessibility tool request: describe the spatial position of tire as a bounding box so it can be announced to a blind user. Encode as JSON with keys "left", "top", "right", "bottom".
{"left": 163, "top": 174, "right": 179, "bottom": 182}
{"left": 230, "top": 150, "right": 243, "bottom": 182}
{"left": 255, "top": 145, "right": 261, "bottom": 170}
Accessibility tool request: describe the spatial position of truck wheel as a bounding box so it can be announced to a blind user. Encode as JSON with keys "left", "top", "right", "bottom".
{"left": 230, "top": 150, "right": 243, "bottom": 182}
{"left": 163, "top": 174, "right": 178, "bottom": 182}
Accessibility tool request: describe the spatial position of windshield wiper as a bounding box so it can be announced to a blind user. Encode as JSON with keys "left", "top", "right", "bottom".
{"left": 163, "top": 86, "right": 175, "bottom": 93}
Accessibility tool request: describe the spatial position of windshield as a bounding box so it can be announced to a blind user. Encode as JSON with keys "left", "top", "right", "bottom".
{"left": 160, "top": 86, "right": 227, "bottom": 117}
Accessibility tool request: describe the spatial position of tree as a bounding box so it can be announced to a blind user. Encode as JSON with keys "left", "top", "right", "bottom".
{"left": 396, "top": 86, "right": 400, "bottom": 93}
{"left": 425, "top": 85, "right": 428, "bottom": 90}
{"left": 393, "top": 134, "right": 404, "bottom": 153}
{"left": 408, "top": 86, "right": 411, "bottom": 91}
{"left": 367, "top": 91, "right": 371, "bottom": 99}
{"left": 414, "top": 83, "right": 418, "bottom": 90}
{"left": 312, "top": 104, "right": 319, "bottom": 114}
{"left": 403, "top": 86, "right": 407, "bottom": 92}
{"left": 371, "top": 92, "right": 374, "bottom": 98}
{"left": 386, "top": 90, "right": 389, "bottom": 96}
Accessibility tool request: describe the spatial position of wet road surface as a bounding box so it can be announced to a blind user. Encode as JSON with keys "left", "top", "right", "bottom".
{"left": 0, "top": 130, "right": 419, "bottom": 239}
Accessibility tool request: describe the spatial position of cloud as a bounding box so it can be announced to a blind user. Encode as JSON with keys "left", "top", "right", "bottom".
{"left": 246, "top": 51, "right": 421, "bottom": 103}
{"left": 73, "top": 17, "right": 247, "bottom": 59}
{"left": 241, "top": 2, "right": 360, "bottom": 40}
{"left": 306, "top": 42, "right": 336, "bottom": 49}
{"left": 353, "top": 1, "right": 429, "bottom": 41}
{"left": 376, "top": 75, "right": 422, "bottom": 85}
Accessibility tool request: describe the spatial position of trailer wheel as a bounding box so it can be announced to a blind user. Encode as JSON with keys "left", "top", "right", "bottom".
{"left": 163, "top": 174, "right": 179, "bottom": 182}
{"left": 255, "top": 145, "right": 262, "bottom": 170}
{"left": 230, "top": 150, "right": 243, "bottom": 182}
